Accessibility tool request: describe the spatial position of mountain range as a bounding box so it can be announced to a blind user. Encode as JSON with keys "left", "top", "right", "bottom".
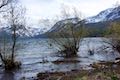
{"left": 47, "top": 6, "right": 120, "bottom": 37}
{"left": 86, "top": 6, "right": 120, "bottom": 23}
{"left": 0, "top": 6, "right": 120, "bottom": 38}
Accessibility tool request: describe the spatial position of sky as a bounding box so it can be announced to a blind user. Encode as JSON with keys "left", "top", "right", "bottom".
{"left": 20, "top": 0, "right": 120, "bottom": 28}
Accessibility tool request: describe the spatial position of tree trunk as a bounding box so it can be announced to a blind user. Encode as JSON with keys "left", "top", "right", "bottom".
{"left": 11, "top": 25, "right": 16, "bottom": 61}
{"left": 0, "top": 52, "right": 5, "bottom": 63}
{"left": 116, "top": 45, "right": 120, "bottom": 53}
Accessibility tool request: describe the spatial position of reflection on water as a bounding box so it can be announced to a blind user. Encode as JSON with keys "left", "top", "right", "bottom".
{"left": 0, "top": 38, "right": 120, "bottom": 80}
{"left": 0, "top": 71, "right": 14, "bottom": 80}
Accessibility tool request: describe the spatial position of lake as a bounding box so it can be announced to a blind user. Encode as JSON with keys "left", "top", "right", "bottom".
{"left": 0, "top": 38, "right": 119, "bottom": 80}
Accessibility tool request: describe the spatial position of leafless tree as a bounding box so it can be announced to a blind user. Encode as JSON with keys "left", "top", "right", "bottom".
{"left": 0, "top": 1, "right": 26, "bottom": 70}
{"left": 102, "top": 22, "right": 120, "bottom": 54}
{"left": 46, "top": 6, "right": 87, "bottom": 57}
{"left": 0, "top": 0, "right": 13, "bottom": 68}
{"left": 9, "top": 2, "right": 26, "bottom": 61}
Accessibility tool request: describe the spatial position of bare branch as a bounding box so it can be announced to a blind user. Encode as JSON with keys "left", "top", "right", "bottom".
{"left": 0, "top": 0, "right": 12, "bottom": 9}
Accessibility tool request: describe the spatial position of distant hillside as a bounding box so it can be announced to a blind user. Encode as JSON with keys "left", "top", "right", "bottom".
{"left": 46, "top": 6, "right": 120, "bottom": 37}
{"left": 1, "top": 6, "right": 120, "bottom": 38}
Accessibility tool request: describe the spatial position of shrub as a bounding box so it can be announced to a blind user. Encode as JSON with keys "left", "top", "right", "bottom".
{"left": 47, "top": 22, "right": 87, "bottom": 57}
{"left": 103, "top": 22, "right": 120, "bottom": 53}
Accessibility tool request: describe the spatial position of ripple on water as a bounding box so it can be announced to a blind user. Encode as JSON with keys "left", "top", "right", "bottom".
{"left": 0, "top": 38, "right": 120, "bottom": 80}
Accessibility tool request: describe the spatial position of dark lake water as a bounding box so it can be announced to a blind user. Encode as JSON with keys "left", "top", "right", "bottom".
{"left": 0, "top": 38, "right": 119, "bottom": 80}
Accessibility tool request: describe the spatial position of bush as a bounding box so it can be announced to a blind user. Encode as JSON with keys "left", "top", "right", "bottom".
{"left": 47, "top": 25, "right": 87, "bottom": 57}
{"left": 3, "top": 58, "right": 21, "bottom": 70}
{"left": 103, "top": 22, "right": 120, "bottom": 53}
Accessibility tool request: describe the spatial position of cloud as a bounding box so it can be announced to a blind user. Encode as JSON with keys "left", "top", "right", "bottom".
{"left": 20, "top": 0, "right": 120, "bottom": 27}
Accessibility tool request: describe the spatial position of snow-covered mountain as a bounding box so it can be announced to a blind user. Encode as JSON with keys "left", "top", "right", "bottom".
{"left": 1, "top": 6, "right": 120, "bottom": 38}
{"left": 86, "top": 6, "right": 120, "bottom": 23}
{"left": 25, "top": 27, "right": 47, "bottom": 37}
{"left": 0, "top": 27, "right": 47, "bottom": 38}
{"left": 48, "top": 18, "right": 79, "bottom": 32}
{"left": 48, "top": 6, "right": 120, "bottom": 33}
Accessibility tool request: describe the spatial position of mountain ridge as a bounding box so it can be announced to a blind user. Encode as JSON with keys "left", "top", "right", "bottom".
{"left": 1, "top": 6, "right": 120, "bottom": 38}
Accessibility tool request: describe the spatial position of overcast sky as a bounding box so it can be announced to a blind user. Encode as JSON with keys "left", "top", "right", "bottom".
{"left": 20, "top": 0, "right": 120, "bottom": 27}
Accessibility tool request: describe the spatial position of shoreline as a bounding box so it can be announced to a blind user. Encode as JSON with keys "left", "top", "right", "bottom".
{"left": 37, "top": 61, "right": 120, "bottom": 80}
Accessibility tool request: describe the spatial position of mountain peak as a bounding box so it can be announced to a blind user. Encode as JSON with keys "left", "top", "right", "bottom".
{"left": 86, "top": 6, "right": 120, "bottom": 23}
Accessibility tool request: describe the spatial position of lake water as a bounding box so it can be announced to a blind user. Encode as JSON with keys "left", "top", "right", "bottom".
{"left": 0, "top": 38, "right": 119, "bottom": 80}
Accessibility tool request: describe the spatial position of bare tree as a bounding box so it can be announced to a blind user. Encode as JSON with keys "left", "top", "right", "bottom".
{"left": 102, "top": 22, "right": 120, "bottom": 54}
{"left": 9, "top": 2, "right": 26, "bottom": 61}
{"left": 46, "top": 6, "right": 87, "bottom": 57}
{"left": 0, "top": 1, "right": 26, "bottom": 70}
{"left": 0, "top": 0, "right": 13, "bottom": 68}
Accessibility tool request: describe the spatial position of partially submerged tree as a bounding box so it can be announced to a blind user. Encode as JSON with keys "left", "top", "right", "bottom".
{"left": 46, "top": 6, "right": 88, "bottom": 57}
{"left": 103, "top": 22, "right": 120, "bottom": 53}
{"left": 0, "top": 0, "right": 13, "bottom": 69}
{"left": 0, "top": 1, "right": 26, "bottom": 70}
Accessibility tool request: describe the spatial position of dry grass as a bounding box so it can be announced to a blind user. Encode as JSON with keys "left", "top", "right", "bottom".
{"left": 37, "top": 62, "right": 120, "bottom": 80}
